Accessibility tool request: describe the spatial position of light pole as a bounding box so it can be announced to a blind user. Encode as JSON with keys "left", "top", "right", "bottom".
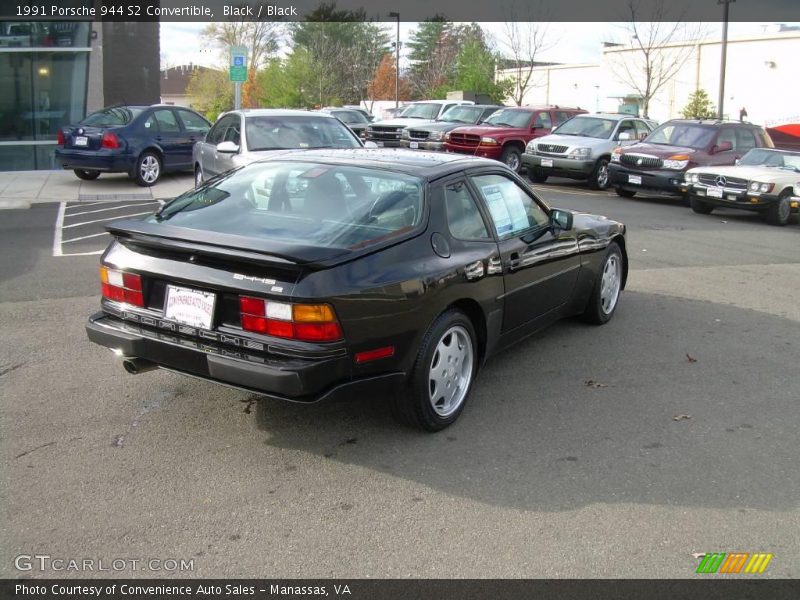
{"left": 389, "top": 12, "right": 400, "bottom": 109}
{"left": 718, "top": 0, "right": 735, "bottom": 120}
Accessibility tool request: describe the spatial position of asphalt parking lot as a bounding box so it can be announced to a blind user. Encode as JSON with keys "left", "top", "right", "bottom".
{"left": 1, "top": 176, "right": 798, "bottom": 579}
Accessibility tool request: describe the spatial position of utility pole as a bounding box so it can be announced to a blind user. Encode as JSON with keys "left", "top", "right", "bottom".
{"left": 389, "top": 12, "right": 400, "bottom": 109}
{"left": 717, "top": 0, "right": 735, "bottom": 120}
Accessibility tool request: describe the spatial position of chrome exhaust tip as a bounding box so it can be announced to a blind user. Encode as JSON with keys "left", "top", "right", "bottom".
{"left": 122, "top": 358, "right": 158, "bottom": 375}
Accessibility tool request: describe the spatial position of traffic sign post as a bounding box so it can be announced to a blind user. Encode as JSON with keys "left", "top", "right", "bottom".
{"left": 229, "top": 45, "right": 248, "bottom": 109}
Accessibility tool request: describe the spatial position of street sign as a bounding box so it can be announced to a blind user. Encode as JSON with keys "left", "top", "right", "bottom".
{"left": 229, "top": 45, "right": 248, "bottom": 82}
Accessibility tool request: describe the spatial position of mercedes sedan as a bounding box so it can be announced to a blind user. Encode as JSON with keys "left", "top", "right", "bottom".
{"left": 86, "top": 150, "right": 628, "bottom": 431}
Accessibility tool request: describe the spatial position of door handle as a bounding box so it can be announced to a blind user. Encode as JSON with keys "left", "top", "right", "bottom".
{"left": 508, "top": 252, "right": 521, "bottom": 271}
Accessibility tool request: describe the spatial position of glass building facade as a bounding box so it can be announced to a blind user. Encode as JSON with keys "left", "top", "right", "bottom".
{"left": 0, "top": 22, "right": 91, "bottom": 171}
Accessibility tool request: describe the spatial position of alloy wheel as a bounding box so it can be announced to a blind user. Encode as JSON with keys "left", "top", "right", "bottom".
{"left": 428, "top": 325, "right": 474, "bottom": 418}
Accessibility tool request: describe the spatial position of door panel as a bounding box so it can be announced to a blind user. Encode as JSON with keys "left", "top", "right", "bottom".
{"left": 151, "top": 109, "right": 185, "bottom": 169}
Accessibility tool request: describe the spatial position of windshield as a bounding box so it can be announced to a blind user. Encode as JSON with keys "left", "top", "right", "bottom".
{"left": 331, "top": 110, "right": 366, "bottom": 125}
{"left": 400, "top": 103, "right": 441, "bottom": 120}
{"left": 739, "top": 148, "right": 800, "bottom": 171}
{"left": 440, "top": 106, "right": 485, "bottom": 124}
{"left": 81, "top": 107, "right": 143, "bottom": 127}
{"left": 245, "top": 116, "right": 361, "bottom": 151}
{"left": 483, "top": 109, "right": 531, "bottom": 128}
{"left": 646, "top": 123, "right": 715, "bottom": 149}
{"left": 554, "top": 117, "right": 616, "bottom": 139}
{"left": 151, "top": 161, "right": 424, "bottom": 250}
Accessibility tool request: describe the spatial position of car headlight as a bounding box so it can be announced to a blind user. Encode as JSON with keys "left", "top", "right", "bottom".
{"left": 526, "top": 140, "right": 536, "bottom": 153}
{"left": 663, "top": 159, "right": 689, "bottom": 169}
{"left": 611, "top": 148, "right": 621, "bottom": 162}
{"left": 760, "top": 183, "right": 774, "bottom": 193}
{"left": 444, "top": 132, "right": 451, "bottom": 141}
{"left": 480, "top": 137, "right": 499, "bottom": 145}
{"left": 429, "top": 131, "right": 443, "bottom": 141}
{"left": 748, "top": 181, "right": 759, "bottom": 192}
{"left": 568, "top": 147, "right": 591, "bottom": 159}
{"left": 685, "top": 172, "right": 699, "bottom": 183}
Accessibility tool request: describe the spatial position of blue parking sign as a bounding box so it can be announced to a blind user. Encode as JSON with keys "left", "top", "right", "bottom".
{"left": 234, "top": 56, "right": 244, "bottom": 67}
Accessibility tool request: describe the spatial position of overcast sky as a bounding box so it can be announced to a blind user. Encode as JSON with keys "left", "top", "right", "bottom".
{"left": 159, "top": 22, "right": 794, "bottom": 70}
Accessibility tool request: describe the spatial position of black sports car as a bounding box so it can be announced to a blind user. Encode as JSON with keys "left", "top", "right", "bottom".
{"left": 86, "top": 150, "right": 628, "bottom": 431}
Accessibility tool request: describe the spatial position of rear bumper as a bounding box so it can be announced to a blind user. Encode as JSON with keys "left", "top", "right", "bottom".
{"left": 608, "top": 164, "right": 686, "bottom": 196}
{"left": 522, "top": 153, "right": 595, "bottom": 177}
{"left": 55, "top": 149, "right": 133, "bottom": 173}
{"left": 85, "top": 312, "right": 404, "bottom": 403}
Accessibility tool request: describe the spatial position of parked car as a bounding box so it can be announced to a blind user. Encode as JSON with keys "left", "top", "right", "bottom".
{"left": 608, "top": 119, "right": 774, "bottom": 200}
{"left": 318, "top": 107, "right": 370, "bottom": 139}
{"left": 193, "top": 109, "right": 363, "bottom": 186}
{"left": 684, "top": 148, "right": 800, "bottom": 225}
{"left": 85, "top": 150, "right": 627, "bottom": 431}
{"left": 444, "top": 106, "right": 587, "bottom": 172}
{"left": 366, "top": 100, "right": 475, "bottom": 147}
{"left": 399, "top": 104, "right": 502, "bottom": 151}
{"left": 342, "top": 105, "right": 375, "bottom": 122}
{"left": 522, "top": 113, "right": 657, "bottom": 189}
{"left": 55, "top": 105, "right": 211, "bottom": 186}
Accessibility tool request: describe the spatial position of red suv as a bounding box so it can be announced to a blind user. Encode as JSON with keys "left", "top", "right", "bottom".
{"left": 444, "top": 106, "right": 586, "bottom": 172}
{"left": 608, "top": 119, "right": 774, "bottom": 200}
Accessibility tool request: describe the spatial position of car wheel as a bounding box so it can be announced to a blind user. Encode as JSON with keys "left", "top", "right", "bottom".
{"left": 529, "top": 168, "right": 548, "bottom": 183}
{"left": 73, "top": 169, "right": 100, "bottom": 181}
{"left": 582, "top": 242, "right": 623, "bottom": 325}
{"left": 194, "top": 166, "right": 203, "bottom": 188}
{"left": 589, "top": 158, "right": 610, "bottom": 190}
{"left": 392, "top": 309, "right": 478, "bottom": 431}
{"left": 615, "top": 187, "right": 636, "bottom": 198}
{"left": 765, "top": 190, "right": 792, "bottom": 226}
{"left": 690, "top": 195, "right": 714, "bottom": 215}
{"left": 135, "top": 151, "right": 162, "bottom": 187}
{"left": 500, "top": 146, "right": 522, "bottom": 172}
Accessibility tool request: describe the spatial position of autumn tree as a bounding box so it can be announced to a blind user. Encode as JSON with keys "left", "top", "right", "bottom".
{"left": 368, "top": 54, "right": 410, "bottom": 101}
{"left": 186, "top": 68, "right": 234, "bottom": 121}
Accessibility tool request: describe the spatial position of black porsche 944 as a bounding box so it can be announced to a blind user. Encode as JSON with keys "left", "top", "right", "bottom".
{"left": 86, "top": 149, "right": 627, "bottom": 430}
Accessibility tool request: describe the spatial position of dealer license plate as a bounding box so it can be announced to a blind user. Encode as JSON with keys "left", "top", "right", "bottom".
{"left": 409, "top": 141, "right": 419, "bottom": 149}
{"left": 706, "top": 187, "right": 723, "bottom": 198}
{"left": 541, "top": 158, "right": 553, "bottom": 167}
{"left": 628, "top": 175, "right": 642, "bottom": 185}
{"left": 74, "top": 136, "right": 88, "bottom": 147}
{"left": 164, "top": 285, "right": 216, "bottom": 330}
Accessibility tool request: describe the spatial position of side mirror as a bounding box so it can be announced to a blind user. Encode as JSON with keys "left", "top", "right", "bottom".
{"left": 216, "top": 141, "right": 239, "bottom": 153}
{"left": 530, "top": 125, "right": 537, "bottom": 132}
{"left": 364, "top": 141, "right": 378, "bottom": 148}
{"left": 735, "top": 158, "right": 740, "bottom": 165}
{"left": 713, "top": 141, "right": 733, "bottom": 154}
{"left": 618, "top": 131, "right": 632, "bottom": 141}
{"left": 550, "top": 208, "right": 573, "bottom": 231}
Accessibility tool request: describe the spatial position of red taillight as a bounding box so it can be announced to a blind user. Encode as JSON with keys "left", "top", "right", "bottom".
{"left": 101, "top": 131, "right": 120, "bottom": 149}
{"left": 239, "top": 296, "right": 343, "bottom": 342}
{"left": 56, "top": 130, "right": 65, "bottom": 146}
{"left": 100, "top": 266, "right": 143, "bottom": 307}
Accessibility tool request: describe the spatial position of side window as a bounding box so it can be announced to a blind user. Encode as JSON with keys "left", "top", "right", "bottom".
{"left": 223, "top": 117, "right": 241, "bottom": 145}
{"left": 143, "top": 113, "right": 159, "bottom": 132}
{"left": 481, "top": 107, "right": 499, "bottom": 122}
{"left": 716, "top": 128, "right": 736, "bottom": 151}
{"left": 205, "top": 117, "right": 229, "bottom": 144}
{"left": 177, "top": 110, "right": 209, "bottom": 133}
{"left": 617, "top": 120, "right": 636, "bottom": 140}
{"left": 736, "top": 128, "right": 757, "bottom": 152}
{"left": 533, "top": 111, "right": 552, "bottom": 129}
{"left": 554, "top": 111, "right": 572, "bottom": 125}
{"left": 153, "top": 109, "right": 180, "bottom": 133}
{"left": 444, "top": 180, "right": 490, "bottom": 240}
{"left": 441, "top": 104, "right": 456, "bottom": 117}
{"left": 634, "top": 120, "right": 651, "bottom": 140}
{"left": 470, "top": 173, "right": 549, "bottom": 239}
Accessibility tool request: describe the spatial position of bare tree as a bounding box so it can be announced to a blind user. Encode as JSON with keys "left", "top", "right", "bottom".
{"left": 201, "top": 20, "right": 283, "bottom": 73}
{"left": 610, "top": 0, "right": 704, "bottom": 117}
{"left": 499, "top": 3, "right": 554, "bottom": 106}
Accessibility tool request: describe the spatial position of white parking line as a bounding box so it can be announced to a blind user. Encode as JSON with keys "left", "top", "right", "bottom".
{"left": 62, "top": 231, "right": 110, "bottom": 244}
{"left": 65, "top": 202, "right": 159, "bottom": 218}
{"left": 64, "top": 201, "right": 117, "bottom": 210}
{"left": 52, "top": 202, "right": 66, "bottom": 257}
{"left": 60, "top": 210, "right": 153, "bottom": 229}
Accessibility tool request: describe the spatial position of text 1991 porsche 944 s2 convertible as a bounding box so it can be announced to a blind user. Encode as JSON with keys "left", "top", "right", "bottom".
{"left": 86, "top": 149, "right": 627, "bottom": 430}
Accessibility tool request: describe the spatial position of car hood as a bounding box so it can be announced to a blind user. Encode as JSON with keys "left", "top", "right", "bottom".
{"left": 687, "top": 164, "right": 800, "bottom": 182}
{"left": 371, "top": 118, "right": 436, "bottom": 128}
{"left": 620, "top": 143, "right": 697, "bottom": 157}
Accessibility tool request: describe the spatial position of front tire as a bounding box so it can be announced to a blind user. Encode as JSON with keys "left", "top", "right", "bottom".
{"left": 615, "top": 187, "right": 636, "bottom": 198}
{"left": 194, "top": 165, "right": 204, "bottom": 188}
{"left": 73, "top": 169, "right": 100, "bottom": 181}
{"left": 392, "top": 309, "right": 478, "bottom": 431}
{"left": 589, "top": 158, "right": 610, "bottom": 190}
{"left": 582, "top": 242, "right": 624, "bottom": 325}
{"left": 690, "top": 195, "right": 714, "bottom": 215}
{"left": 765, "top": 191, "right": 792, "bottom": 226}
{"left": 134, "top": 151, "right": 162, "bottom": 187}
{"left": 500, "top": 146, "right": 522, "bottom": 172}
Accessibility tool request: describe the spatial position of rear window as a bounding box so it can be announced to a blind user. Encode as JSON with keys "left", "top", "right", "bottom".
{"left": 81, "top": 107, "right": 143, "bottom": 127}
{"left": 245, "top": 116, "right": 361, "bottom": 151}
{"left": 149, "top": 162, "right": 425, "bottom": 250}
{"left": 646, "top": 122, "right": 716, "bottom": 149}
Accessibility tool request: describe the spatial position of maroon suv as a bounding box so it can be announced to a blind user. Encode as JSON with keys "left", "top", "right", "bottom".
{"left": 608, "top": 119, "right": 774, "bottom": 200}
{"left": 443, "top": 106, "right": 586, "bottom": 172}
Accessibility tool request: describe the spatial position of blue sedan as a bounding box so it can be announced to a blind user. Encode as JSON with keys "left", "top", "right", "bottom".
{"left": 55, "top": 105, "right": 211, "bottom": 186}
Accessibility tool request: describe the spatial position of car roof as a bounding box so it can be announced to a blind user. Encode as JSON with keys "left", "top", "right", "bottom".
{"left": 664, "top": 118, "right": 759, "bottom": 127}
{"left": 229, "top": 108, "right": 337, "bottom": 119}
{"left": 253, "top": 148, "right": 502, "bottom": 179}
{"left": 576, "top": 113, "right": 643, "bottom": 121}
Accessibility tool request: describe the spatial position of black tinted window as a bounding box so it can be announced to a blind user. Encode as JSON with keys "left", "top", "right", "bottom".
{"left": 153, "top": 109, "right": 180, "bottom": 133}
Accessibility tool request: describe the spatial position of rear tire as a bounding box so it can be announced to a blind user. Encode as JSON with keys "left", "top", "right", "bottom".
{"left": 194, "top": 166, "right": 204, "bottom": 188}
{"left": 391, "top": 309, "right": 478, "bottom": 432}
{"left": 615, "top": 187, "right": 636, "bottom": 198}
{"left": 73, "top": 169, "right": 100, "bottom": 181}
{"left": 582, "top": 242, "right": 623, "bottom": 325}
{"left": 690, "top": 196, "right": 714, "bottom": 215}
{"left": 529, "top": 168, "right": 548, "bottom": 183}
{"left": 500, "top": 146, "right": 522, "bottom": 172}
{"left": 765, "top": 191, "right": 792, "bottom": 226}
{"left": 588, "top": 158, "right": 610, "bottom": 190}
{"left": 134, "top": 151, "right": 162, "bottom": 187}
